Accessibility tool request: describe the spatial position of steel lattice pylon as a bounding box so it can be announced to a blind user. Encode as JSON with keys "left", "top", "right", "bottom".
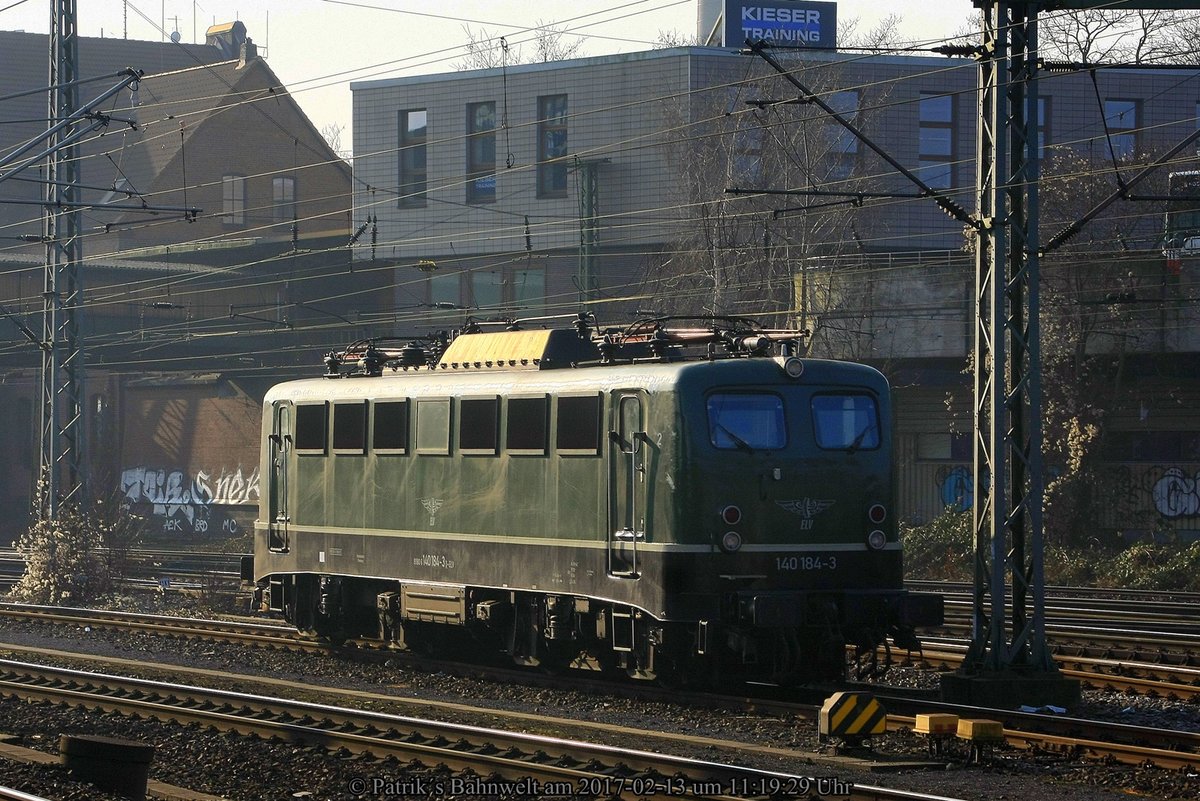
{"left": 41, "top": 0, "right": 86, "bottom": 518}
{"left": 958, "top": 1, "right": 1199, "bottom": 704}
{"left": 967, "top": 0, "right": 1056, "bottom": 676}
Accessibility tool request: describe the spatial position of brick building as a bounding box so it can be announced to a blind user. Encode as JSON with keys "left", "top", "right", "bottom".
{"left": 0, "top": 24, "right": 375, "bottom": 541}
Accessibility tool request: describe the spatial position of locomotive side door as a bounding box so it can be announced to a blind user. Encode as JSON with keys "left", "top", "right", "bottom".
{"left": 267, "top": 401, "right": 292, "bottom": 552}
{"left": 608, "top": 391, "right": 647, "bottom": 577}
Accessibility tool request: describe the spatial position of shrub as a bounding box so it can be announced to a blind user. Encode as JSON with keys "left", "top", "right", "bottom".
{"left": 901, "top": 509, "right": 973, "bottom": 581}
{"left": 10, "top": 488, "right": 144, "bottom": 606}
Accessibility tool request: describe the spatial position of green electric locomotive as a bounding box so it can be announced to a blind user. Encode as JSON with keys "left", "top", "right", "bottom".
{"left": 249, "top": 319, "right": 941, "bottom": 684}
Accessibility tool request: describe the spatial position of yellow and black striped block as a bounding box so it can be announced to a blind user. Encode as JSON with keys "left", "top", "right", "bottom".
{"left": 819, "top": 691, "right": 887, "bottom": 738}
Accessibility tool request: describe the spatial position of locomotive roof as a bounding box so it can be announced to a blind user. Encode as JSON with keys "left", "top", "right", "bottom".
{"left": 437, "top": 328, "right": 600, "bottom": 370}
{"left": 264, "top": 353, "right": 888, "bottom": 404}
{"left": 267, "top": 322, "right": 888, "bottom": 402}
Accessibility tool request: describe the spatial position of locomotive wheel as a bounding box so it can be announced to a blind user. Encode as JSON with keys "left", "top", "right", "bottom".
{"left": 309, "top": 621, "right": 346, "bottom": 646}
{"left": 538, "top": 639, "right": 583, "bottom": 674}
{"left": 400, "top": 621, "right": 439, "bottom": 657}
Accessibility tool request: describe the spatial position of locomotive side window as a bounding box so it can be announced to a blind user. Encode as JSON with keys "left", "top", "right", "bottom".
{"left": 707, "top": 393, "right": 786, "bottom": 451}
{"left": 812, "top": 394, "right": 880, "bottom": 451}
{"left": 556, "top": 393, "right": 601, "bottom": 455}
{"left": 372, "top": 400, "right": 409, "bottom": 453}
{"left": 507, "top": 395, "right": 548, "bottom": 455}
{"left": 460, "top": 397, "right": 499, "bottom": 455}
{"left": 294, "top": 403, "right": 328, "bottom": 454}
{"left": 332, "top": 401, "right": 367, "bottom": 454}
{"left": 415, "top": 398, "right": 452, "bottom": 455}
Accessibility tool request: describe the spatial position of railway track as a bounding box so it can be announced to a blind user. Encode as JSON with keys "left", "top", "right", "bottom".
{"left": 7, "top": 598, "right": 1198, "bottom": 701}
{"left": 0, "top": 602, "right": 304, "bottom": 649}
{"left": 0, "top": 548, "right": 244, "bottom": 594}
{"left": 910, "top": 581, "right": 1200, "bottom": 638}
{"left": 0, "top": 788, "right": 53, "bottom": 801}
{"left": 2, "top": 604, "right": 1198, "bottom": 777}
{"left": 903, "top": 638, "right": 1200, "bottom": 699}
{"left": 0, "top": 657, "right": 959, "bottom": 801}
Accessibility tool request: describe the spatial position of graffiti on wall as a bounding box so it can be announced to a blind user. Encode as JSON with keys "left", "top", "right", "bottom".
{"left": 936, "top": 465, "right": 973, "bottom": 513}
{"left": 120, "top": 466, "right": 259, "bottom": 535}
{"left": 1150, "top": 467, "right": 1200, "bottom": 519}
{"left": 934, "top": 463, "right": 1200, "bottom": 527}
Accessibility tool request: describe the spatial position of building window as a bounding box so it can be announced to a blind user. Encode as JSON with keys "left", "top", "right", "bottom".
{"left": 1104, "top": 98, "right": 1139, "bottom": 160}
{"left": 1037, "top": 96, "right": 1050, "bottom": 160}
{"left": 470, "top": 269, "right": 503, "bottom": 310}
{"left": 221, "top": 175, "right": 245, "bottom": 224}
{"left": 513, "top": 267, "right": 544, "bottom": 313}
{"left": 537, "top": 94, "right": 568, "bottom": 197}
{"left": 399, "top": 108, "right": 428, "bottom": 207}
{"left": 271, "top": 176, "right": 295, "bottom": 223}
{"left": 731, "top": 122, "right": 764, "bottom": 185}
{"left": 916, "top": 432, "right": 971, "bottom": 461}
{"left": 460, "top": 266, "right": 544, "bottom": 312}
{"left": 429, "top": 272, "right": 460, "bottom": 308}
{"left": 467, "top": 102, "right": 496, "bottom": 203}
{"left": 918, "top": 92, "right": 954, "bottom": 190}
{"left": 1102, "top": 431, "right": 1200, "bottom": 461}
{"left": 827, "top": 90, "right": 859, "bottom": 181}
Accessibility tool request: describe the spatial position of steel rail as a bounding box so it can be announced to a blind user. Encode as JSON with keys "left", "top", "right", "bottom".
{"left": 0, "top": 603, "right": 305, "bottom": 648}
{"left": 0, "top": 788, "right": 54, "bottom": 801}
{"left": 0, "top": 658, "right": 960, "bottom": 801}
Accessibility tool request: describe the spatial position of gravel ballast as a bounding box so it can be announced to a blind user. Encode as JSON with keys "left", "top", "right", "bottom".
{"left": 0, "top": 596, "right": 1196, "bottom": 800}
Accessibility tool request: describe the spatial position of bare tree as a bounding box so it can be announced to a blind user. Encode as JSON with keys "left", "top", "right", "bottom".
{"left": 320, "top": 122, "right": 348, "bottom": 159}
{"left": 646, "top": 59, "right": 887, "bottom": 354}
{"left": 530, "top": 20, "right": 584, "bottom": 63}
{"left": 453, "top": 21, "right": 582, "bottom": 71}
{"left": 1033, "top": 148, "right": 1179, "bottom": 544}
{"left": 654, "top": 30, "right": 701, "bottom": 49}
{"left": 838, "top": 13, "right": 904, "bottom": 52}
{"left": 1041, "top": 8, "right": 1195, "bottom": 63}
{"left": 452, "top": 26, "right": 517, "bottom": 71}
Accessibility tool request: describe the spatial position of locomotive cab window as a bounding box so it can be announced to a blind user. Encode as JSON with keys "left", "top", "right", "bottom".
{"left": 707, "top": 393, "right": 786, "bottom": 451}
{"left": 812, "top": 394, "right": 880, "bottom": 451}
{"left": 459, "top": 397, "right": 499, "bottom": 455}
{"left": 556, "top": 393, "right": 601, "bottom": 455}
{"left": 332, "top": 401, "right": 367, "bottom": 454}
{"left": 372, "top": 400, "right": 409, "bottom": 453}
{"left": 294, "top": 403, "right": 328, "bottom": 454}
{"left": 415, "top": 398, "right": 451, "bottom": 455}
{"left": 507, "top": 395, "right": 548, "bottom": 455}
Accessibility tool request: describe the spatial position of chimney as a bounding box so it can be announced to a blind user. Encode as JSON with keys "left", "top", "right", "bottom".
{"left": 238, "top": 38, "right": 258, "bottom": 68}
{"left": 204, "top": 20, "right": 248, "bottom": 59}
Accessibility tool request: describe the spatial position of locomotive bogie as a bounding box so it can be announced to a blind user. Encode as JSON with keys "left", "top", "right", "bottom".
{"left": 252, "top": 327, "right": 942, "bottom": 685}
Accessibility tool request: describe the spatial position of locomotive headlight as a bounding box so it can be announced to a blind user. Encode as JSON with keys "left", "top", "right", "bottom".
{"left": 782, "top": 356, "right": 805, "bottom": 379}
{"left": 720, "top": 530, "right": 743, "bottom": 553}
{"left": 867, "top": 529, "right": 887, "bottom": 550}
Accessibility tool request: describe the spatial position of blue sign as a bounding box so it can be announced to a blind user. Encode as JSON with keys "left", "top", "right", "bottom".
{"left": 725, "top": 1, "right": 837, "bottom": 48}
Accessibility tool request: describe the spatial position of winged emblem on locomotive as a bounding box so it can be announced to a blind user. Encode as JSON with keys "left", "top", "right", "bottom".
{"left": 420, "top": 497, "right": 444, "bottom": 526}
{"left": 777, "top": 498, "right": 835, "bottom": 528}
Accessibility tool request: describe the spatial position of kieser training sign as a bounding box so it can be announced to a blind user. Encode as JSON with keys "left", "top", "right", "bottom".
{"left": 724, "top": 1, "right": 837, "bottom": 48}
